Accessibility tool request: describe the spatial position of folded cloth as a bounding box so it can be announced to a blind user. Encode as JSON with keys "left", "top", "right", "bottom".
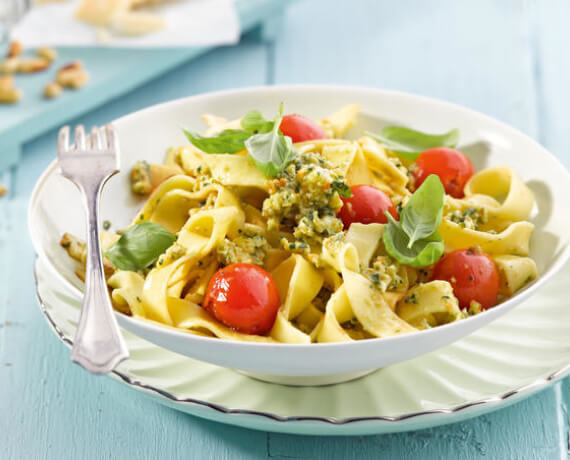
{"left": 12, "top": 0, "right": 240, "bottom": 48}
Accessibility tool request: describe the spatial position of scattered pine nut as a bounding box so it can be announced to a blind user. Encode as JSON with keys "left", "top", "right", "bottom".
{"left": 36, "top": 46, "right": 58, "bottom": 62}
{"left": 44, "top": 82, "right": 62, "bottom": 99}
{"left": 0, "top": 184, "right": 7, "bottom": 197}
{"left": 56, "top": 61, "right": 89, "bottom": 89}
{"left": 18, "top": 57, "right": 51, "bottom": 73}
{"left": 0, "top": 76, "right": 21, "bottom": 104}
{"left": 1, "top": 58, "right": 20, "bottom": 74}
{"left": 7, "top": 41, "right": 23, "bottom": 58}
{"left": 0, "top": 75, "right": 14, "bottom": 90}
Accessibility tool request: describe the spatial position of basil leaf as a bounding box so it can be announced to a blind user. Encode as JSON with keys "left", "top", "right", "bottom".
{"left": 331, "top": 180, "right": 352, "bottom": 198}
{"left": 245, "top": 104, "right": 296, "bottom": 178}
{"left": 105, "top": 222, "right": 176, "bottom": 271}
{"left": 383, "top": 214, "right": 444, "bottom": 268}
{"left": 381, "top": 175, "right": 445, "bottom": 267}
{"left": 183, "top": 129, "right": 251, "bottom": 154}
{"left": 366, "top": 127, "right": 459, "bottom": 161}
{"left": 382, "top": 126, "right": 460, "bottom": 150}
{"left": 400, "top": 174, "right": 445, "bottom": 247}
{"left": 240, "top": 110, "right": 274, "bottom": 134}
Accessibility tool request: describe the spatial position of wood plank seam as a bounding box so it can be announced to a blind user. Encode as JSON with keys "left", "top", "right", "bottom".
{"left": 523, "top": 0, "right": 546, "bottom": 147}
{"left": 0, "top": 168, "right": 14, "bottom": 364}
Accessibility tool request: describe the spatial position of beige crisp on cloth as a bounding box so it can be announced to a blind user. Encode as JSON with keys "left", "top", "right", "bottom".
{"left": 12, "top": 0, "right": 241, "bottom": 47}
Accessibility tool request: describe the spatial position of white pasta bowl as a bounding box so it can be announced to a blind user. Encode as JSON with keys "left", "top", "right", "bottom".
{"left": 28, "top": 85, "right": 570, "bottom": 385}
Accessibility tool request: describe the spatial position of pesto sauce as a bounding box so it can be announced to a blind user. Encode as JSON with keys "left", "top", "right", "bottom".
{"left": 262, "top": 151, "right": 346, "bottom": 250}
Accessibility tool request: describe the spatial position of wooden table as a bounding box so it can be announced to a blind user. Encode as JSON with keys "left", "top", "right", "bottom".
{"left": 2, "top": 1, "right": 569, "bottom": 458}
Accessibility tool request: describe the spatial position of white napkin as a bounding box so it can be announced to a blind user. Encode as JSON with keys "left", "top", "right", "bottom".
{"left": 12, "top": 0, "right": 240, "bottom": 48}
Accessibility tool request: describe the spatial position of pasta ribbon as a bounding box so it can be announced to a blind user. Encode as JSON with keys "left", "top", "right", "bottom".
{"left": 141, "top": 257, "right": 189, "bottom": 325}
{"left": 177, "top": 145, "right": 268, "bottom": 190}
{"left": 492, "top": 255, "right": 537, "bottom": 296}
{"left": 316, "top": 286, "right": 354, "bottom": 342}
{"left": 135, "top": 175, "right": 197, "bottom": 233}
{"left": 271, "top": 254, "right": 324, "bottom": 319}
{"left": 108, "top": 271, "right": 146, "bottom": 317}
{"left": 177, "top": 206, "right": 244, "bottom": 256}
{"left": 318, "top": 237, "right": 416, "bottom": 342}
{"left": 170, "top": 297, "right": 276, "bottom": 342}
{"left": 396, "top": 280, "right": 460, "bottom": 328}
{"left": 201, "top": 114, "right": 242, "bottom": 135}
{"left": 439, "top": 219, "right": 534, "bottom": 255}
{"left": 464, "top": 167, "right": 534, "bottom": 222}
{"left": 319, "top": 104, "right": 360, "bottom": 138}
{"left": 267, "top": 254, "right": 325, "bottom": 343}
{"left": 358, "top": 136, "right": 409, "bottom": 197}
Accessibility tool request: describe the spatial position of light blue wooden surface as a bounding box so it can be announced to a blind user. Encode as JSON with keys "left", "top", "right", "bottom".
{"left": 2, "top": 0, "right": 570, "bottom": 458}
{"left": 0, "top": 0, "right": 285, "bottom": 171}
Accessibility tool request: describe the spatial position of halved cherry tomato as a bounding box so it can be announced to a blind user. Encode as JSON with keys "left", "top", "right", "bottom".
{"left": 431, "top": 247, "right": 499, "bottom": 310}
{"left": 279, "top": 114, "right": 328, "bottom": 143}
{"left": 203, "top": 263, "right": 280, "bottom": 335}
{"left": 338, "top": 184, "right": 398, "bottom": 230}
{"left": 414, "top": 148, "right": 474, "bottom": 198}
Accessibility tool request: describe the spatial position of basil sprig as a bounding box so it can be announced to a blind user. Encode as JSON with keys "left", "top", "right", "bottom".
{"left": 182, "top": 106, "right": 295, "bottom": 178}
{"left": 245, "top": 104, "right": 296, "bottom": 178}
{"left": 183, "top": 129, "right": 250, "bottom": 154}
{"left": 240, "top": 110, "right": 274, "bottom": 135}
{"left": 367, "top": 126, "right": 459, "bottom": 161}
{"left": 383, "top": 175, "right": 445, "bottom": 267}
{"left": 183, "top": 109, "right": 274, "bottom": 155}
{"left": 105, "top": 222, "right": 176, "bottom": 271}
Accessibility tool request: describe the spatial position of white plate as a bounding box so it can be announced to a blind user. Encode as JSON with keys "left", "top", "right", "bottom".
{"left": 34, "top": 256, "right": 570, "bottom": 435}
{"left": 28, "top": 85, "right": 570, "bottom": 384}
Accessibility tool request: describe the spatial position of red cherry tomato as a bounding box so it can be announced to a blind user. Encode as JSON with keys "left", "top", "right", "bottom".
{"left": 203, "top": 263, "right": 280, "bottom": 335}
{"left": 431, "top": 247, "right": 500, "bottom": 310}
{"left": 414, "top": 148, "right": 474, "bottom": 198}
{"left": 279, "top": 114, "right": 328, "bottom": 143}
{"left": 338, "top": 185, "right": 398, "bottom": 230}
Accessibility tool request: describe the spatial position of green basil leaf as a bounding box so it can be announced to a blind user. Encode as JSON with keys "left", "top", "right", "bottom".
{"left": 240, "top": 110, "right": 274, "bottom": 134}
{"left": 400, "top": 174, "right": 445, "bottom": 247}
{"left": 183, "top": 129, "right": 251, "bottom": 154}
{"left": 366, "top": 127, "right": 459, "bottom": 161}
{"left": 383, "top": 215, "right": 444, "bottom": 268}
{"left": 331, "top": 180, "right": 352, "bottom": 198}
{"left": 246, "top": 131, "right": 296, "bottom": 177}
{"left": 105, "top": 222, "right": 176, "bottom": 271}
{"left": 382, "top": 126, "right": 460, "bottom": 150}
{"left": 245, "top": 104, "right": 296, "bottom": 178}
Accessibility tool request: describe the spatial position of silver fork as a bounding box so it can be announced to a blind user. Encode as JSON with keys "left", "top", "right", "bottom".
{"left": 58, "top": 125, "right": 129, "bottom": 374}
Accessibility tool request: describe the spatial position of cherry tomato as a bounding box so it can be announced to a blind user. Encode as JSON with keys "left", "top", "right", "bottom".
{"left": 431, "top": 247, "right": 499, "bottom": 310}
{"left": 279, "top": 114, "right": 328, "bottom": 143}
{"left": 338, "top": 184, "right": 398, "bottom": 229}
{"left": 414, "top": 148, "right": 474, "bottom": 198}
{"left": 203, "top": 263, "right": 280, "bottom": 335}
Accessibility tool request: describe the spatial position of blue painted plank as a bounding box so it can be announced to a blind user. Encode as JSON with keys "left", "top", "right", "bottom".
{"left": 531, "top": 0, "right": 570, "bottom": 452}
{"left": 269, "top": 0, "right": 567, "bottom": 458}
{"left": 267, "top": 388, "right": 563, "bottom": 459}
{"left": 530, "top": 0, "right": 570, "bottom": 167}
{"left": 274, "top": 0, "right": 538, "bottom": 137}
{"left": 0, "top": 0, "right": 287, "bottom": 171}
{"left": 0, "top": 42, "right": 270, "bottom": 460}
{"left": 2, "top": 1, "right": 569, "bottom": 459}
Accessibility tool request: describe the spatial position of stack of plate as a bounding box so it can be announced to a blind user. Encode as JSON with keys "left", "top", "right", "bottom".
{"left": 29, "top": 86, "right": 570, "bottom": 435}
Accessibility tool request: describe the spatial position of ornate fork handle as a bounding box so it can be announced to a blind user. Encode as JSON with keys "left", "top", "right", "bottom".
{"left": 58, "top": 125, "right": 129, "bottom": 374}
{"left": 70, "top": 178, "right": 129, "bottom": 374}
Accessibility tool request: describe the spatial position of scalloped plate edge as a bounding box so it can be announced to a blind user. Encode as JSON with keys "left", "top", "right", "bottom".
{"left": 33, "top": 258, "right": 570, "bottom": 435}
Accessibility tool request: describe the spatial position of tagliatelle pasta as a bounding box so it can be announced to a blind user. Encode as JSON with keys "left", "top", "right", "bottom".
{"left": 61, "top": 104, "right": 539, "bottom": 343}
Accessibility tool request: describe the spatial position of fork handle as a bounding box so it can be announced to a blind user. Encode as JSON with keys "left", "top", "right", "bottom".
{"left": 71, "top": 181, "right": 129, "bottom": 374}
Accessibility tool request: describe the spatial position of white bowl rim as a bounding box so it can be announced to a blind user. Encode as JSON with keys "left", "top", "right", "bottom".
{"left": 28, "top": 83, "right": 570, "bottom": 351}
